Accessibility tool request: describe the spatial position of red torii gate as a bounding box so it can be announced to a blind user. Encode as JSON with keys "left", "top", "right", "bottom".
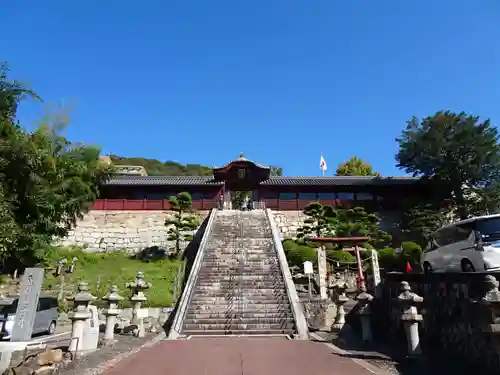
{"left": 308, "top": 236, "right": 371, "bottom": 289}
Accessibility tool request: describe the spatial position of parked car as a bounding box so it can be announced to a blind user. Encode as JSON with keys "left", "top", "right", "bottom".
{"left": 422, "top": 214, "right": 500, "bottom": 273}
{"left": 0, "top": 296, "right": 58, "bottom": 340}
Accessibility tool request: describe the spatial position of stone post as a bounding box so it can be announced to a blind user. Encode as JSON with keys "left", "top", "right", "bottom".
{"left": 398, "top": 281, "right": 423, "bottom": 357}
{"left": 317, "top": 246, "right": 328, "bottom": 300}
{"left": 102, "top": 285, "right": 123, "bottom": 346}
{"left": 67, "top": 281, "right": 96, "bottom": 358}
{"left": 355, "top": 282, "right": 374, "bottom": 343}
{"left": 331, "top": 273, "right": 349, "bottom": 331}
{"left": 480, "top": 275, "right": 500, "bottom": 340}
{"left": 126, "top": 271, "right": 151, "bottom": 338}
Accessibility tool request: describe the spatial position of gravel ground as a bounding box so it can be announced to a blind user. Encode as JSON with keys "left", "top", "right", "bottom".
{"left": 55, "top": 332, "right": 162, "bottom": 375}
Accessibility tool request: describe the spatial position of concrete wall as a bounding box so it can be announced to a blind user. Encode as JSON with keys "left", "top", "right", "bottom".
{"left": 57, "top": 210, "right": 210, "bottom": 253}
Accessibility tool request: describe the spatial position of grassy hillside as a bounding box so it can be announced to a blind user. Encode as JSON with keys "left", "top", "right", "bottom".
{"left": 109, "top": 155, "right": 212, "bottom": 176}
{"left": 43, "top": 247, "right": 183, "bottom": 309}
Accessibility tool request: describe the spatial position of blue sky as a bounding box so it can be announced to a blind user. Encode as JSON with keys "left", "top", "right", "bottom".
{"left": 3, "top": 1, "right": 499, "bottom": 176}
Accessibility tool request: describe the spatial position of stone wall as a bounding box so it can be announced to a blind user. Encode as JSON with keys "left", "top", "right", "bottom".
{"left": 372, "top": 271, "right": 500, "bottom": 374}
{"left": 57, "top": 210, "right": 210, "bottom": 253}
{"left": 57, "top": 208, "right": 398, "bottom": 252}
{"left": 270, "top": 211, "right": 308, "bottom": 239}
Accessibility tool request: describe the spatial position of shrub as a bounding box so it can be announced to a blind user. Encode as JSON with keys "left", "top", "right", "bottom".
{"left": 377, "top": 247, "right": 401, "bottom": 271}
{"left": 400, "top": 241, "right": 423, "bottom": 264}
{"left": 286, "top": 244, "right": 317, "bottom": 268}
{"left": 328, "top": 250, "right": 356, "bottom": 265}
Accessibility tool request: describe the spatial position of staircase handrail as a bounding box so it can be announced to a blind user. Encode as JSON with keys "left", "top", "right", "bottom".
{"left": 264, "top": 209, "right": 309, "bottom": 339}
{"left": 167, "top": 208, "right": 218, "bottom": 339}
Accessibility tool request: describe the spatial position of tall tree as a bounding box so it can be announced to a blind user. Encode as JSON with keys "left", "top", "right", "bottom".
{"left": 0, "top": 62, "right": 40, "bottom": 121}
{"left": 165, "top": 192, "right": 199, "bottom": 257}
{"left": 0, "top": 66, "right": 111, "bottom": 269}
{"left": 335, "top": 157, "right": 380, "bottom": 176}
{"left": 396, "top": 111, "right": 500, "bottom": 219}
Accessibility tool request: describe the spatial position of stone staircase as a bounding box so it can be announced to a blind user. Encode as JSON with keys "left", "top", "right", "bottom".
{"left": 181, "top": 210, "right": 297, "bottom": 336}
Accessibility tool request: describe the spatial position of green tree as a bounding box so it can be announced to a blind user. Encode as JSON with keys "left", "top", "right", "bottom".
{"left": 396, "top": 111, "right": 500, "bottom": 219}
{"left": 0, "top": 62, "right": 40, "bottom": 121}
{"left": 297, "top": 202, "right": 329, "bottom": 239}
{"left": 270, "top": 166, "right": 283, "bottom": 176}
{"left": 399, "top": 202, "right": 450, "bottom": 248}
{"left": 334, "top": 207, "right": 392, "bottom": 249}
{"left": 335, "top": 156, "right": 380, "bottom": 176}
{"left": 165, "top": 192, "right": 199, "bottom": 257}
{"left": 0, "top": 111, "right": 111, "bottom": 268}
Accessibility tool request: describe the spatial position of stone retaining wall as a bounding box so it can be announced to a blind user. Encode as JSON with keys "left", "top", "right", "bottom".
{"left": 57, "top": 209, "right": 402, "bottom": 252}
{"left": 270, "top": 211, "right": 308, "bottom": 239}
{"left": 57, "top": 210, "right": 210, "bottom": 253}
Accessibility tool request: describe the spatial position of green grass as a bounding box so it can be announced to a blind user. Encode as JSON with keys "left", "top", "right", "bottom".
{"left": 43, "top": 247, "right": 183, "bottom": 309}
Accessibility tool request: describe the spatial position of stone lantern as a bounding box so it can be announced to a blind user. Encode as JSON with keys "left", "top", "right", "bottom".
{"left": 67, "top": 281, "right": 96, "bottom": 357}
{"left": 398, "top": 281, "right": 424, "bottom": 357}
{"left": 330, "top": 273, "right": 349, "bottom": 330}
{"left": 355, "top": 282, "right": 374, "bottom": 343}
{"left": 481, "top": 274, "right": 500, "bottom": 339}
{"left": 126, "top": 271, "right": 151, "bottom": 337}
{"left": 102, "top": 285, "right": 123, "bottom": 345}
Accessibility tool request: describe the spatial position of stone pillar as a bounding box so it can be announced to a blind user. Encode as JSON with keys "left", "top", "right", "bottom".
{"left": 126, "top": 271, "right": 151, "bottom": 338}
{"left": 398, "top": 281, "right": 423, "bottom": 357}
{"left": 331, "top": 273, "right": 349, "bottom": 331}
{"left": 317, "top": 246, "right": 328, "bottom": 300}
{"left": 480, "top": 275, "right": 500, "bottom": 341}
{"left": 355, "top": 282, "right": 374, "bottom": 343}
{"left": 102, "top": 285, "right": 123, "bottom": 346}
{"left": 67, "top": 281, "right": 96, "bottom": 358}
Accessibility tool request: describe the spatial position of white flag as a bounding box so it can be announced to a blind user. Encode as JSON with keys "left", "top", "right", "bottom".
{"left": 320, "top": 154, "right": 327, "bottom": 172}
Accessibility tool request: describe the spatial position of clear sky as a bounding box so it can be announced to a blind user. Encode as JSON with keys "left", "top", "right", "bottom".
{"left": 3, "top": 1, "right": 499, "bottom": 176}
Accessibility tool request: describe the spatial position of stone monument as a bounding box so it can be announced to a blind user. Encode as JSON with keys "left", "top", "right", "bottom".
{"left": 317, "top": 246, "right": 328, "bottom": 300}
{"left": 10, "top": 267, "right": 44, "bottom": 341}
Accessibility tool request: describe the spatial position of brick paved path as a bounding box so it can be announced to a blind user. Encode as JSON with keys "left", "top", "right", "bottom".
{"left": 103, "top": 337, "right": 376, "bottom": 375}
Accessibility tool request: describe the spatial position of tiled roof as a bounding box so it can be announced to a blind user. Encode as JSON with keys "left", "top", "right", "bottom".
{"left": 104, "top": 175, "right": 420, "bottom": 187}
{"left": 105, "top": 176, "right": 223, "bottom": 186}
{"left": 260, "top": 176, "right": 421, "bottom": 186}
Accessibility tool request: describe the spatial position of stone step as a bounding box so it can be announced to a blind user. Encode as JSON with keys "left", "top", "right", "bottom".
{"left": 190, "top": 296, "right": 289, "bottom": 303}
{"left": 185, "top": 311, "right": 295, "bottom": 319}
{"left": 195, "top": 283, "right": 286, "bottom": 290}
{"left": 187, "top": 303, "right": 291, "bottom": 312}
{"left": 184, "top": 317, "right": 295, "bottom": 325}
{"left": 196, "top": 275, "right": 284, "bottom": 282}
{"left": 202, "top": 254, "right": 278, "bottom": 259}
{"left": 200, "top": 260, "right": 280, "bottom": 265}
{"left": 182, "top": 329, "right": 295, "bottom": 336}
{"left": 192, "top": 292, "right": 288, "bottom": 299}
{"left": 197, "top": 269, "right": 282, "bottom": 275}
{"left": 183, "top": 322, "right": 295, "bottom": 331}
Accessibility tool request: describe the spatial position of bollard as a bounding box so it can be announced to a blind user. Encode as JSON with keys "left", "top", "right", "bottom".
{"left": 102, "top": 285, "right": 123, "bottom": 346}
{"left": 126, "top": 271, "right": 151, "bottom": 338}
{"left": 331, "top": 273, "right": 349, "bottom": 331}
{"left": 398, "top": 281, "right": 423, "bottom": 357}
{"left": 355, "top": 282, "right": 374, "bottom": 343}
{"left": 67, "top": 281, "right": 96, "bottom": 358}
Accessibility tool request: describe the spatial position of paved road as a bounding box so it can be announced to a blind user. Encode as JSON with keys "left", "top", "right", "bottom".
{"left": 103, "top": 337, "right": 378, "bottom": 375}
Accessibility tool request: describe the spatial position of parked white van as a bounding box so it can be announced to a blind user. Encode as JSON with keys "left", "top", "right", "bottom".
{"left": 422, "top": 214, "right": 500, "bottom": 273}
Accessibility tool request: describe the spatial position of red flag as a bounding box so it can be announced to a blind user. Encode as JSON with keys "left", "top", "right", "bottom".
{"left": 405, "top": 262, "right": 412, "bottom": 273}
